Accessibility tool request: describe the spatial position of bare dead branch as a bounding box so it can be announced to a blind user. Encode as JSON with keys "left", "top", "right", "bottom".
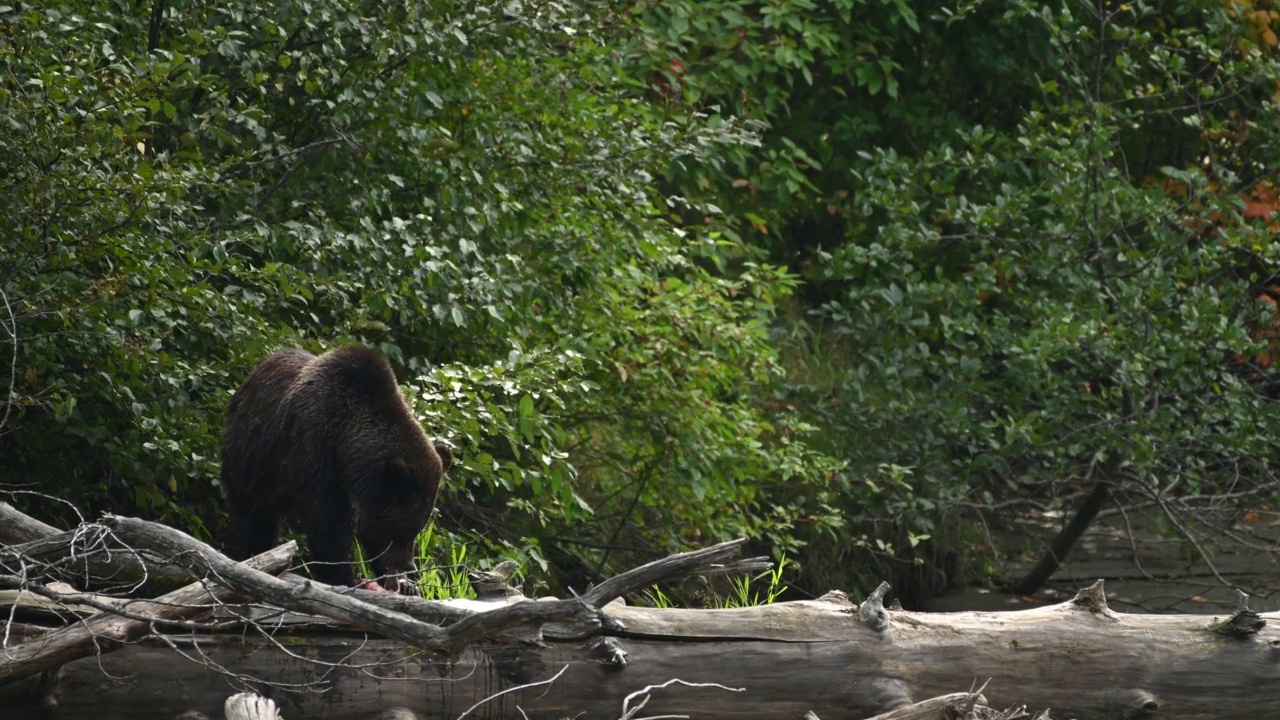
{"left": 104, "top": 515, "right": 605, "bottom": 656}
{"left": 0, "top": 287, "right": 17, "bottom": 435}
{"left": 3, "top": 508, "right": 780, "bottom": 713}
{"left": 582, "top": 538, "right": 766, "bottom": 606}
{"left": 100, "top": 516, "right": 765, "bottom": 656}
{"left": 0, "top": 541, "right": 296, "bottom": 687}
{"left": 620, "top": 678, "right": 747, "bottom": 720}
{"left": 0, "top": 516, "right": 192, "bottom": 593}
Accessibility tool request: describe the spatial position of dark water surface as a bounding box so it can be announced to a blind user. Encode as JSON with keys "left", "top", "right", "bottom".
{"left": 922, "top": 504, "right": 1280, "bottom": 615}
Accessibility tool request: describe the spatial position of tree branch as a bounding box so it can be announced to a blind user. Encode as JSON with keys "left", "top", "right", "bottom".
{"left": 0, "top": 541, "right": 296, "bottom": 687}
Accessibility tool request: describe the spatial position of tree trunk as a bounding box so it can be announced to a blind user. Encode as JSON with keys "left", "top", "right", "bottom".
{"left": 3, "top": 581, "right": 1272, "bottom": 720}
{"left": 1012, "top": 452, "right": 1125, "bottom": 597}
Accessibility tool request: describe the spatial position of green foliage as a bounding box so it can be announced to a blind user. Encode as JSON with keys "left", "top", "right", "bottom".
{"left": 564, "top": 257, "right": 843, "bottom": 559}
{"left": 639, "top": 585, "right": 676, "bottom": 609}
{"left": 355, "top": 525, "right": 479, "bottom": 600}
{"left": 412, "top": 525, "right": 478, "bottom": 601}
{"left": 0, "top": 0, "right": 839, "bottom": 592}
{"left": 633, "top": 0, "right": 1280, "bottom": 600}
{"left": 807, "top": 0, "right": 1280, "bottom": 495}
{"left": 20, "top": 0, "right": 1275, "bottom": 609}
{"left": 637, "top": 556, "right": 789, "bottom": 609}
{"left": 719, "top": 554, "right": 789, "bottom": 608}
{"left": 407, "top": 348, "right": 590, "bottom": 530}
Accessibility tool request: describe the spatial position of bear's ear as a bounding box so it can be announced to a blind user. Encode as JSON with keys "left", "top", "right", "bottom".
{"left": 434, "top": 443, "right": 454, "bottom": 474}
{"left": 383, "top": 457, "right": 417, "bottom": 497}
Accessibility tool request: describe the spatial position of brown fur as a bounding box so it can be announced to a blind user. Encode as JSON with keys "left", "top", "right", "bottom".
{"left": 221, "top": 345, "right": 452, "bottom": 591}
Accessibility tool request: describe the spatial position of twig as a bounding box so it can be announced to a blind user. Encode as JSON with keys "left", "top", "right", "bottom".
{"left": 0, "top": 287, "right": 17, "bottom": 434}
{"left": 455, "top": 663, "right": 569, "bottom": 719}
{"left": 0, "top": 517, "right": 192, "bottom": 593}
{"left": 0, "top": 541, "right": 296, "bottom": 686}
{"left": 620, "top": 678, "right": 747, "bottom": 720}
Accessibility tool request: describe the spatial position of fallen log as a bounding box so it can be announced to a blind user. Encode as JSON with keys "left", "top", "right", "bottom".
{"left": 4, "top": 504, "right": 1277, "bottom": 720}
{"left": 209, "top": 689, "right": 1032, "bottom": 720}
{"left": 5, "top": 578, "right": 1278, "bottom": 720}
{"left": 1, "top": 511, "right": 785, "bottom": 719}
{"left": 0, "top": 500, "right": 63, "bottom": 543}
{"left": 0, "top": 501, "right": 192, "bottom": 592}
{"left": 0, "top": 541, "right": 296, "bottom": 686}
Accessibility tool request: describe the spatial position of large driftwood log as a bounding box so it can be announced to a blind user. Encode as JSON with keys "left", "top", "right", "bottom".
{"left": 0, "top": 501, "right": 192, "bottom": 592}
{"left": 0, "top": 541, "right": 296, "bottom": 686}
{"left": 0, "top": 500, "right": 62, "bottom": 543}
{"left": 6, "top": 580, "right": 1279, "bottom": 720}
{"left": 1, "top": 510, "right": 783, "bottom": 719}
{"left": 4, "top": 505, "right": 1275, "bottom": 719}
{"left": 212, "top": 690, "right": 1033, "bottom": 720}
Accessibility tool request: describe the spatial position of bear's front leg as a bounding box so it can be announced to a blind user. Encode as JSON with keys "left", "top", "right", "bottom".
{"left": 305, "top": 503, "right": 358, "bottom": 588}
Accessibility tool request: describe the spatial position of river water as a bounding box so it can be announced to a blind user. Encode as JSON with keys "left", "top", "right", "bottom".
{"left": 921, "top": 502, "right": 1280, "bottom": 615}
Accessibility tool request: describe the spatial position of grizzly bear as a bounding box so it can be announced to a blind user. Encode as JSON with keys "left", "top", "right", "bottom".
{"left": 221, "top": 345, "right": 452, "bottom": 592}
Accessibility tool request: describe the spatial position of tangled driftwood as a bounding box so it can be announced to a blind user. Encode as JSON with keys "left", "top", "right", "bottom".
{"left": 5, "top": 500, "right": 1274, "bottom": 719}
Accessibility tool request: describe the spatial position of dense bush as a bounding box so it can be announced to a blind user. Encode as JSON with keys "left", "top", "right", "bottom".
{"left": 0, "top": 0, "right": 840, "bottom": 590}
{"left": 9, "top": 0, "right": 1280, "bottom": 606}
{"left": 632, "top": 0, "right": 1280, "bottom": 600}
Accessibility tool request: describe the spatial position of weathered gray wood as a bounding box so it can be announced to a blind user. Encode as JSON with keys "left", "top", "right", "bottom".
{"left": 3, "top": 506, "right": 1271, "bottom": 719}
{"left": 850, "top": 692, "right": 997, "bottom": 720}
{"left": 104, "top": 516, "right": 768, "bottom": 651}
{"left": 0, "top": 542, "right": 297, "bottom": 686}
{"left": 5, "top": 584, "right": 1278, "bottom": 720}
{"left": 0, "top": 582, "right": 103, "bottom": 619}
{"left": 0, "top": 503, "right": 192, "bottom": 592}
{"left": 0, "top": 501, "right": 62, "bottom": 544}
{"left": 8, "top": 631, "right": 879, "bottom": 720}
{"left": 106, "top": 514, "right": 520, "bottom": 654}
